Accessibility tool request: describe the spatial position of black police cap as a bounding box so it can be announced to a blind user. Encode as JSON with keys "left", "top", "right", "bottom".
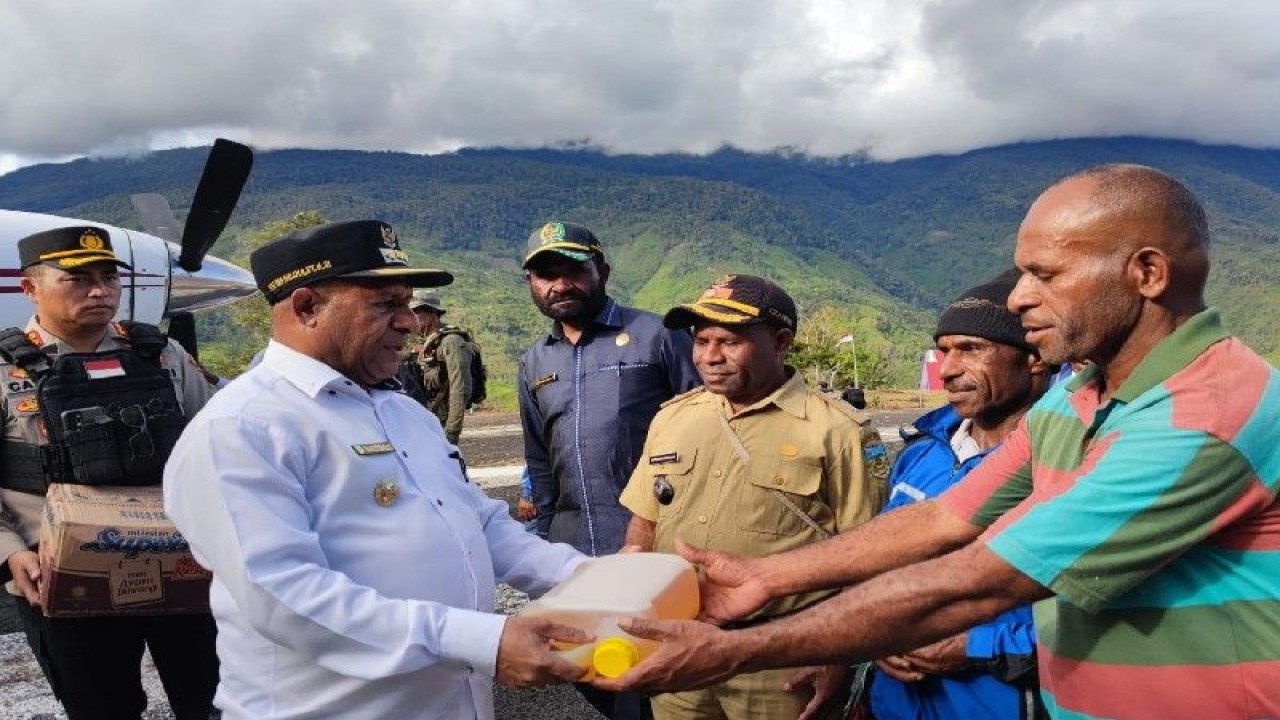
{"left": 18, "top": 226, "right": 131, "bottom": 271}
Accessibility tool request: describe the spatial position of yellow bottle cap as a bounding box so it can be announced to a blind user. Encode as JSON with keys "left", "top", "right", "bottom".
{"left": 592, "top": 636, "right": 640, "bottom": 679}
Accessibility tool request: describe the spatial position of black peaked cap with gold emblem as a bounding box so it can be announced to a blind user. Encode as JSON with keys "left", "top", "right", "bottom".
{"left": 250, "top": 220, "right": 454, "bottom": 304}
{"left": 664, "top": 274, "right": 797, "bottom": 331}
{"left": 522, "top": 221, "right": 604, "bottom": 269}
{"left": 18, "top": 226, "right": 132, "bottom": 271}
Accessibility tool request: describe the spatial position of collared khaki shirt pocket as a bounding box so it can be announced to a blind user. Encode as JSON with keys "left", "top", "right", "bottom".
{"left": 736, "top": 454, "right": 826, "bottom": 537}
{"left": 651, "top": 446, "right": 698, "bottom": 522}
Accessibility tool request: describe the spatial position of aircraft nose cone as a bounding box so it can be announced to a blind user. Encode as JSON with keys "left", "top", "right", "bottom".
{"left": 168, "top": 251, "right": 258, "bottom": 313}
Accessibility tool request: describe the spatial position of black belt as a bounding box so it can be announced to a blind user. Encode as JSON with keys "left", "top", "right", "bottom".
{"left": 0, "top": 441, "right": 50, "bottom": 495}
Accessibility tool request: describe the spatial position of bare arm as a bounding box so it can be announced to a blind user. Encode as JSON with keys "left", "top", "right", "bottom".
{"left": 689, "top": 499, "right": 979, "bottom": 624}
{"left": 600, "top": 539, "right": 1049, "bottom": 694}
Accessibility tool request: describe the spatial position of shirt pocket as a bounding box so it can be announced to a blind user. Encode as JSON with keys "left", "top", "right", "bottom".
{"left": 598, "top": 361, "right": 664, "bottom": 415}
{"left": 735, "top": 455, "right": 826, "bottom": 537}
{"left": 651, "top": 446, "right": 699, "bottom": 523}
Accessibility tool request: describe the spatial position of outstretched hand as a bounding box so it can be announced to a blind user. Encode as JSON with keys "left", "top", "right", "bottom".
{"left": 676, "top": 538, "right": 771, "bottom": 625}
{"left": 495, "top": 616, "right": 592, "bottom": 689}
{"left": 591, "top": 617, "right": 745, "bottom": 695}
{"left": 784, "top": 664, "right": 852, "bottom": 720}
{"left": 901, "top": 633, "right": 970, "bottom": 676}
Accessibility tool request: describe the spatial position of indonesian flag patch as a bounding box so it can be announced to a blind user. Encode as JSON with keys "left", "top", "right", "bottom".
{"left": 84, "top": 357, "right": 126, "bottom": 379}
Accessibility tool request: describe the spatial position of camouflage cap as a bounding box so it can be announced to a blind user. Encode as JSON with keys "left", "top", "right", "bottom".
{"left": 410, "top": 288, "right": 446, "bottom": 315}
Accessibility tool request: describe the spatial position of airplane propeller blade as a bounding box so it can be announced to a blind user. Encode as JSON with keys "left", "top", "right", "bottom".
{"left": 177, "top": 139, "right": 253, "bottom": 272}
{"left": 129, "top": 193, "right": 182, "bottom": 244}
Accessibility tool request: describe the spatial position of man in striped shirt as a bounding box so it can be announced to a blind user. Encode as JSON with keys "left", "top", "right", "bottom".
{"left": 595, "top": 164, "right": 1280, "bottom": 719}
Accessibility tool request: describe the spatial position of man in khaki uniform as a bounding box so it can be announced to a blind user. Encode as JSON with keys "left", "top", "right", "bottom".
{"left": 620, "top": 274, "right": 889, "bottom": 720}
{"left": 409, "top": 289, "right": 473, "bottom": 444}
{"left": 0, "top": 226, "right": 219, "bottom": 718}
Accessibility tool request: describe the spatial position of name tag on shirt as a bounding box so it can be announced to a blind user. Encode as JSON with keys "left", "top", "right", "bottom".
{"left": 649, "top": 452, "right": 679, "bottom": 465}
{"left": 352, "top": 442, "right": 396, "bottom": 456}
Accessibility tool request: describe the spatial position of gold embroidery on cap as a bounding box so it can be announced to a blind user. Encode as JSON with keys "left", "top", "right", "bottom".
{"left": 267, "top": 260, "right": 333, "bottom": 292}
{"left": 539, "top": 222, "right": 565, "bottom": 244}
{"left": 79, "top": 230, "right": 105, "bottom": 250}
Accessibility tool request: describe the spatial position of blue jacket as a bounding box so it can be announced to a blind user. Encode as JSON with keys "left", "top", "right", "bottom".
{"left": 870, "top": 405, "right": 1039, "bottom": 720}
{"left": 518, "top": 298, "right": 701, "bottom": 556}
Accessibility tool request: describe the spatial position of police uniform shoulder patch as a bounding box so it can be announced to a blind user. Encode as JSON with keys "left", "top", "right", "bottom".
{"left": 659, "top": 385, "right": 707, "bottom": 408}
{"left": 861, "top": 427, "right": 891, "bottom": 483}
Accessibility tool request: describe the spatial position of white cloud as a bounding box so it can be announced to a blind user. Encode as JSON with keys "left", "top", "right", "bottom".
{"left": 1, "top": 0, "right": 1277, "bottom": 172}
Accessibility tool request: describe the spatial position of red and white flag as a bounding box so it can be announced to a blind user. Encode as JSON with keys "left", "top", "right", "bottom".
{"left": 84, "top": 357, "right": 126, "bottom": 380}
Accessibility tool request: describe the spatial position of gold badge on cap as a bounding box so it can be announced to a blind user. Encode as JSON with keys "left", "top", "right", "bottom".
{"left": 380, "top": 224, "right": 398, "bottom": 248}
{"left": 373, "top": 478, "right": 400, "bottom": 507}
{"left": 79, "top": 229, "right": 105, "bottom": 250}
{"left": 780, "top": 443, "right": 799, "bottom": 458}
{"left": 615, "top": 332, "right": 630, "bottom": 347}
{"left": 539, "top": 222, "right": 565, "bottom": 244}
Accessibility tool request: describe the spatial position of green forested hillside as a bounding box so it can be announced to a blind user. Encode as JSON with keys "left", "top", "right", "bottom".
{"left": 1, "top": 137, "right": 1276, "bottom": 384}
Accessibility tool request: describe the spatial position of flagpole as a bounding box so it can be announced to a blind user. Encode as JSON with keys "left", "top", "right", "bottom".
{"left": 852, "top": 341, "right": 860, "bottom": 388}
{"left": 836, "top": 333, "right": 860, "bottom": 389}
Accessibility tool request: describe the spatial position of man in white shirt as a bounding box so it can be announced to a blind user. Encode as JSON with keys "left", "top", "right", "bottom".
{"left": 164, "top": 220, "right": 590, "bottom": 719}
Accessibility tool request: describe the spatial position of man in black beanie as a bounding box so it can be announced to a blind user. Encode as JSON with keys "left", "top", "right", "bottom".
{"left": 862, "top": 268, "right": 1052, "bottom": 719}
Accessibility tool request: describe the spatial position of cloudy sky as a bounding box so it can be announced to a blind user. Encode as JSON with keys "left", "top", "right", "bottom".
{"left": 2, "top": 0, "right": 1277, "bottom": 176}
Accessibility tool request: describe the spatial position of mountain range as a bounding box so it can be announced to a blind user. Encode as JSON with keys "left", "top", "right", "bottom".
{"left": 2, "top": 137, "right": 1277, "bottom": 384}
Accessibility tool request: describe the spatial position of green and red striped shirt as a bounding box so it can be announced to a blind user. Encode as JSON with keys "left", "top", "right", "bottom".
{"left": 941, "top": 309, "right": 1280, "bottom": 719}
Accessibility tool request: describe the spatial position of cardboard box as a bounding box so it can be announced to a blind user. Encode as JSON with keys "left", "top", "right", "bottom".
{"left": 38, "top": 484, "right": 211, "bottom": 617}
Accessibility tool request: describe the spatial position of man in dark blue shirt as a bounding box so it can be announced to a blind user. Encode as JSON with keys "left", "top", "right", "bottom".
{"left": 518, "top": 222, "right": 700, "bottom": 556}
{"left": 517, "top": 221, "right": 700, "bottom": 720}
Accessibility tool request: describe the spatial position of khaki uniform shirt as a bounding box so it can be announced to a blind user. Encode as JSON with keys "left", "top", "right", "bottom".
{"left": 0, "top": 319, "right": 216, "bottom": 585}
{"left": 620, "top": 373, "right": 889, "bottom": 619}
{"left": 420, "top": 329, "right": 473, "bottom": 444}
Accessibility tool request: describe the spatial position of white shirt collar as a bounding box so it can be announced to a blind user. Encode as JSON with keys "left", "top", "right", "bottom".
{"left": 949, "top": 418, "right": 984, "bottom": 463}
{"left": 259, "top": 339, "right": 371, "bottom": 401}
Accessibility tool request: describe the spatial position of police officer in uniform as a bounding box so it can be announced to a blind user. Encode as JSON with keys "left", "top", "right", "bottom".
{"left": 0, "top": 226, "right": 219, "bottom": 719}
{"left": 409, "top": 289, "right": 474, "bottom": 444}
{"left": 619, "top": 274, "right": 889, "bottom": 720}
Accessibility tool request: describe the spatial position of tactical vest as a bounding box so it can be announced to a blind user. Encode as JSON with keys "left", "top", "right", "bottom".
{"left": 0, "top": 323, "right": 186, "bottom": 494}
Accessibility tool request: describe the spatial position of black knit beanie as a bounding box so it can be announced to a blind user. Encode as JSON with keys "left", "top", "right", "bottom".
{"left": 933, "top": 269, "right": 1035, "bottom": 352}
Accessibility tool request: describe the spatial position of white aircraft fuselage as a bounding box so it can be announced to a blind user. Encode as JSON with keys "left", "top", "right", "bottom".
{"left": 0, "top": 209, "right": 257, "bottom": 330}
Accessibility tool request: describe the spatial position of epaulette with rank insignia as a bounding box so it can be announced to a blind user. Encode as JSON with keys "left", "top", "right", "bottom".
{"left": 659, "top": 385, "right": 707, "bottom": 408}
